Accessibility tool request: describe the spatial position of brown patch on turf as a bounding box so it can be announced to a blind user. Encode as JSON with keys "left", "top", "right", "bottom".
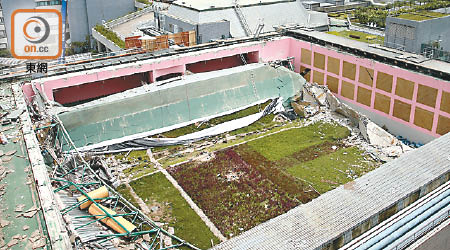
{"left": 282, "top": 141, "right": 347, "bottom": 166}
{"left": 233, "top": 144, "right": 317, "bottom": 203}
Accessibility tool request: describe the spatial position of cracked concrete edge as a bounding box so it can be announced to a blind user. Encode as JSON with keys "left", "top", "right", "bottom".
{"left": 147, "top": 149, "right": 227, "bottom": 242}
{"left": 12, "top": 84, "right": 72, "bottom": 249}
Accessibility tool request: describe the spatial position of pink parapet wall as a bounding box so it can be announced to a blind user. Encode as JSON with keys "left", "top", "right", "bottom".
{"left": 22, "top": 38, "right": 292, "bottom": 104}
{"left": 21, "top": 37, "right": 449, "bottom": 138}
{"left": 290, "top": 39, "right": 450, "bottom": 139}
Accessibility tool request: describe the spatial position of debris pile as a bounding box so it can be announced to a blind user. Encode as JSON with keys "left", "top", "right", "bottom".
{"left": 291, "top": 82, "right": 413, "bottom": 161}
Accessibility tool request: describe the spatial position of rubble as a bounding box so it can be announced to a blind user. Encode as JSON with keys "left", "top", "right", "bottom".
{"left": 298, "top": 82, "right": 412, "bottom": 160}
{"left": 0, "top": 219, "right": 10, "bottom": 228}
{"left": 6, "top": 239, "right": 18, "bottom": 247}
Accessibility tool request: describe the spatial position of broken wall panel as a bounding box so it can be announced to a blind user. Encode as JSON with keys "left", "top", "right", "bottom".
{"left": 59, "top": 64, "right": 305, "bottom": 148}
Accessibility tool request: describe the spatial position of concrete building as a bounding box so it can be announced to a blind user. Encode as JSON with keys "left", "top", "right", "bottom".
{"left": 0, "top": 2, "right": 7, "bottom": 49}
{"left": 158, "top": 0, "right": 328, "bottom": 43}
{"left": 302, "top": 0, "right": 369, "bottom": 12}
{"left": 67, "top": 0, "right": 135, "bottom": 44}
{"left": 1, "top": 0, "right": 35, "bottom": 49}
{"left": 385, "top": 13, "right": 450, "bottom": 55}
{"left": 0, "top": 0, "right": 135, "bottom": 49}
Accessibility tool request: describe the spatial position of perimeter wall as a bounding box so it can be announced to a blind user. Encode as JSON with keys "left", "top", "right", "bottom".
{"left": 23, "top": 37, "right": 450, "bottom": 143}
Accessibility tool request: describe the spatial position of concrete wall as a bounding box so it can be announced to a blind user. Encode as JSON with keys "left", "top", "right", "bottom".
{"left": 91, "top": 27, "right": 122, "bottom": 52}
{"left": 67, "top": 0, "right": 90, "bottom": 43}
{"left": 68, "top": 0, "right": 134, "bottom": 43}
{"left": 1, "top": 0, "right": 35, "bottom": 48}
{"left": 161, "top": 14, "right": 230, "bottom": 43}
{"left": 161, "top": 14, "right": 196, "bottom": 33}
{"left": 197, "top": 20, "right": 230, "bottom": 43}
{"left": 385, "top": 15, "right": 450, "bottom": 53}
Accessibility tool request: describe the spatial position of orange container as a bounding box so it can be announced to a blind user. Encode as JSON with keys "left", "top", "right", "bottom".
{"left": 77, "top": 186, "right": 109, "bottom": 209}
{"left": 88, "top": 204, "right": 136, "bottom": 234}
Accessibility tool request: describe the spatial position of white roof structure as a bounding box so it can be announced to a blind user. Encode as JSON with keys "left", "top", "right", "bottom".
{"left": 167, "top": 0, "right": 328, "bottom": 37}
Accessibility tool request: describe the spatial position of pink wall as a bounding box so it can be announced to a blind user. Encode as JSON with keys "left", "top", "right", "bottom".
{"left": 289, "top": 39, "right": 450, "bottom": 138}
{"left": 22, "top": 37, "right": 449, "bottom": 138}
{"left": 23, "top": 39, "right": 289, "bottom": 102}
{"left": 53, "top": 73, "right": 145, "bottom": 105}
{"left": 187, "top": 55, "right": 244, "bottom": 73}
{"left": 153, "top": 65, "right": 186, "bottom": 81}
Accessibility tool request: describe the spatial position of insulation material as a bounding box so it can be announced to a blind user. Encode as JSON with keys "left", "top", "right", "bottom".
{"left": 395, "top": 77, "right": 415, "bottom": 100}
{"left": 326, "top": 75, "right": 339, "bottom": 94}
{"left": 327, "top": 56, "right": 340, "bottom": 75}
{"left": 343, "top": 61, "right": 356, "bottom": 80}
{"left": 440, "top": 91, "right": 450, "bottom": 114}
{"left": 88, "top": 204, "right": 136, "bottom": 234}
{"left": 301, "top": 48, "right": 311, "bottom": 65}
{"left": 358, "top": 66, "right": 374, "bottom": 87}
{"left": 413, "top": 107, "right": 434, "bottom": 131}
{"left": 357, "top": 86, "right": 372, "bottom": 107}
{"left": 437, "top": 115, "right": 450, "bottom": 135}
{"left": 78, "top": 98, "right": 282, "bottom": 153}
{"left": 374, "top": 92, "right": 391, "bottom": 114}
{"left": 78, "top": 186, "right": 109, "bottom": 209}
{"left": 341, "top": 81, "right": 355, "bottom": 100}
{"left": 393, "top": 99, "right": 411, "bottom": 122}
{"left": 59, "top": 64, "right": 305, "bottom": 149}
{"left": 417, "top": 84, "right": 438, "bottom": 108}
{"left": 376, "top": 72, "right": 393, "bottom": 93}
{"left": 313, "top": 71, "right": 324, "bottom": 85}
{"left": 313, "top": 52, "right": 325, "bottom": 70}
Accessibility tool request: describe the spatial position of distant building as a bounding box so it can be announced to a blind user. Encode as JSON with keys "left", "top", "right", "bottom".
{"left": 0, "top": 2, "right": 7, "bottom": 49}
{"left": 67, "top": 0, "right": 135, "bottom": 44}
{"left": 384, "top": 12, "right": 450, "bottom": 55}
{"left": 0, "top": 0, "right": 135, "bottom": 49}
{"left": 157, "top": 0, "right": 328, "bottom": 43}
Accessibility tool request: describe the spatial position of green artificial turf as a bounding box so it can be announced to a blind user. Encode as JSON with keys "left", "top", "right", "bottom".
{"left": 397, "top": 11, "right": 448, "bottom": 21}
{"left": 130, "top": 172, "right": 219, "bottom": 249}
{"left": 247, "top": 121, "right": 350, "bottom": 161}
{"left": 327, "top": 30, "right": 385, "bottom": 45}
{"left": 116, "top": 184, "right": 140, "bottom": 209}
{"left": 160, "top": 100, "right": 272, "bottom": 138}
{"left": 287, "top": 146, "right": 378, "bottom": 194}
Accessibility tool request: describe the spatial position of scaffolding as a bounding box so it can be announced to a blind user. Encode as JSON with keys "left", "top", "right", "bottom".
{"left": 43, "top": 114, "right": 200, "bottom": 249}
{"left": 421, "top": 43, "right": 450, "bottom": 63}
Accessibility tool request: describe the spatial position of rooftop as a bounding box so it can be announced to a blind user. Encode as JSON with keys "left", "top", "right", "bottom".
{"left": 284, "top": 28, "right": 450, "bottom": 79}
{"left": 396, "top": 11, "right": 449, "bottom": 21}
{"left": 172, "top": 0, "right": 297, "bottom": 11}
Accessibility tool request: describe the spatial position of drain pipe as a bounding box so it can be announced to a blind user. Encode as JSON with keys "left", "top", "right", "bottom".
{"left": 357, "top": 188, "right": 450, "bottom": 249}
